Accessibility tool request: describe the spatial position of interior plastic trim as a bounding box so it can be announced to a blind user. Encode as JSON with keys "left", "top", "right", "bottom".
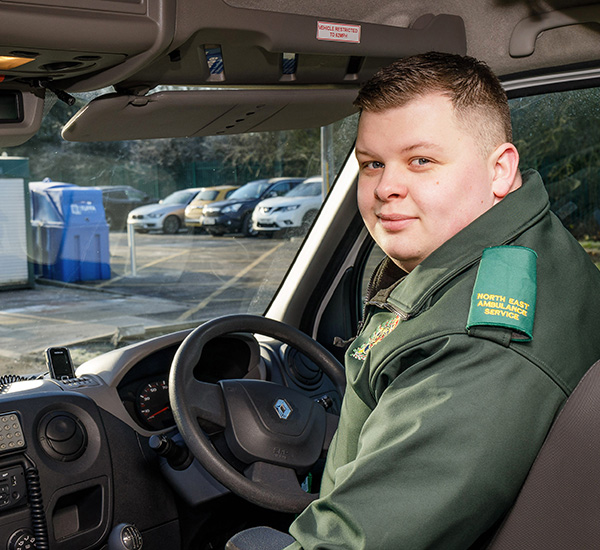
{"left": 510, "top": 4, "right": 600, "bottom": 58}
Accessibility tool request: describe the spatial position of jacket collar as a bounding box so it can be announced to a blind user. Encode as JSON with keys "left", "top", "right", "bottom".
{"left": 371, "top": 170, "right": 549, "bottom": 316}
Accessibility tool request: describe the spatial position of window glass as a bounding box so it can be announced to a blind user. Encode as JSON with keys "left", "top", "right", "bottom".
{"left": 161, "top": 189, "right": 197, "bottom": 205}
{"left": 286, "top": 181, "right": 322, "bottom": 197}
{"left": 195, "top": 190, "right": 218, "bottom": 201}
{"left": 228, "top": 180, "right": 270, "bottom": 200}
{"left": 270, "top": 182, "right": 294, "bottom": 195}
{"left": 510, "top": 88, "right": 600, "bottom": 267}
{"left": 110, "top": 190, "right": 128, "bottom": 200}
{"left": 0, "top": 95, "right": 359, "bottom": 374}
{"left": 126, "top": 188, "right": 147, "bottom": 200}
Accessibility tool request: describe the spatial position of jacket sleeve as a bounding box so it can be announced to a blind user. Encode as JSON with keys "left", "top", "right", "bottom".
{"left": 285, "top": 336, "right": 566, "bottom": 550}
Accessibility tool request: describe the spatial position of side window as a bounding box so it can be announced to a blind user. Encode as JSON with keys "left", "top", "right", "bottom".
{"left": 510, "top": 88, "right": 600, "bottom": 268}
{"left": 270, "top": 182, "right": 290, "bottom": 196}
{"left": 126, "top": 189, "right": 146, "bottom": 200}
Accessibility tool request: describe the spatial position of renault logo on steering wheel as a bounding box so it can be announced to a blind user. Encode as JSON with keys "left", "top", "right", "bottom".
{"left": 274, "top": 398, "right": 293, "bottom": 420}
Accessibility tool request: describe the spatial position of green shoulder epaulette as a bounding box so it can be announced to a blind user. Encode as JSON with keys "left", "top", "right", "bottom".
{"left": 466, "top": 246, "right": 537, "bottom": 342}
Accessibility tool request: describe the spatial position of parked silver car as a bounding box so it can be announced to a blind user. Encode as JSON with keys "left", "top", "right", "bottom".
{"left": 127, "top": 188, "right": 204, "bottom": 234}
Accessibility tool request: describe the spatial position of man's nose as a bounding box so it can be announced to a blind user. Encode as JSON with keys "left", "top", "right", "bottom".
{"left": 374, "top": 171, "right": 409, "bottom": 201}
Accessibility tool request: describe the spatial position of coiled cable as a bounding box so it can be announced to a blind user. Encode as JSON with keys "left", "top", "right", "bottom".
{"left": 24, "top": 457, "right": 49, "bottom": 550}
{"left": 0, "top": 375, "right": 27, "bottom": 394}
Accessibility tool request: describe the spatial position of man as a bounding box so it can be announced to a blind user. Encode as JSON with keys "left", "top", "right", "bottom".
{"left": 228, "top": 52, "right": 600, "bottom": 549}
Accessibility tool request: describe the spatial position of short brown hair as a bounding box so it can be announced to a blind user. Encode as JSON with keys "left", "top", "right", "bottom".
{"left": 354, "top": 52, "right": 512, "bottom": 156}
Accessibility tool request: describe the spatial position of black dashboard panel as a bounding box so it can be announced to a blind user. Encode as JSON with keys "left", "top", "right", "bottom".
{"left": 0, "top": 389, "right": 112, "bottom": 550}
{"left": 0, "top": 381, "right": 181, "bottom": 550}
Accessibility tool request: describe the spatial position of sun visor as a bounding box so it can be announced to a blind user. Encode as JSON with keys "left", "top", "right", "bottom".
{"left": 0, "top": 87, "right": 45, "bottom": 147}
{"left": 61, "top": 88, "right": 360, "bottom": 141}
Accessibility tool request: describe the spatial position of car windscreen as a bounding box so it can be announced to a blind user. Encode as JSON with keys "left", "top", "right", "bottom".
{"left": 285, "top": 181, "right": 322, "bottom": 197}
{"left": 195, "top": 190, "right": 218, "bottom": 201}
{"left": 162, "top": 190, "right": 197, "bottom": 205}
{"left": 0, "top": 93, "right": 359, "bottom": 374}
{"left": 227, "top": 181, "right": 270, "bottom": 200}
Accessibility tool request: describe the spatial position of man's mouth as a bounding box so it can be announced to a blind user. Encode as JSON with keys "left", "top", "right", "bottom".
{"left": 377, "top": 213, "right": 417, "bottom": 231}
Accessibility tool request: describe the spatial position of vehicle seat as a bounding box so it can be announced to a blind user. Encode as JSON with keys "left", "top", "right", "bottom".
{"left": 487, "top": 359, "right": 600, "bottom": 549}
{"left": 225, "top": 526, "right": 294, "bottom": 550}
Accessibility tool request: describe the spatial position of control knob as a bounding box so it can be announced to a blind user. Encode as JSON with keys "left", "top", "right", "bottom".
{"left": 7, "top": 528, "right": 36, "bottom": 550}
{"left": 107, "top": 523, "right": 143, "bottom": 550}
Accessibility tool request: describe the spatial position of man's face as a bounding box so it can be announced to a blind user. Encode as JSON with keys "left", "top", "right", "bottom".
{"left": 356, "top": 93, "right": 498, "bottom": 272}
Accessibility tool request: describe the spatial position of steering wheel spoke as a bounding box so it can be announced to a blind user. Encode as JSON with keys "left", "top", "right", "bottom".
{"left": 185, "top": 379, "right": 227, "bottom": 430}
{"left": 244, "top": 461, "right": 317, "bottom": 509}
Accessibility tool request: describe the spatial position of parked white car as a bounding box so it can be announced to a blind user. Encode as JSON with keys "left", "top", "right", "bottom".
{"left": 252, "top": 176, "right": 323, "bottom": 236}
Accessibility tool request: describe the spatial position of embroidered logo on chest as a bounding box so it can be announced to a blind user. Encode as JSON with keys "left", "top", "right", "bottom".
{"left": 351, "top": 315, "right": 400, "bottom": 361}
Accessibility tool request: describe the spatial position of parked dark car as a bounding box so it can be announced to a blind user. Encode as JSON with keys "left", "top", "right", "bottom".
{"left": 201, "top": 177, "right": 305, "bottom": 236}
{"left": 184, "top": 185, "right": 239, "bottom": 232}
{"left": 95, "top": 185, "right": 157, "bottom": 230}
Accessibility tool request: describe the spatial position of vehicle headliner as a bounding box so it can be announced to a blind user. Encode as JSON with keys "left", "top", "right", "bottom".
{"left": 0, "top": 0, "right": 598, "bottom": 144}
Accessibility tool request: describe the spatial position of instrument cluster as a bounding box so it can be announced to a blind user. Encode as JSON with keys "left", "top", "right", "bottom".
{"left": 117, "top": 333, "right": 264, "bottom": 431}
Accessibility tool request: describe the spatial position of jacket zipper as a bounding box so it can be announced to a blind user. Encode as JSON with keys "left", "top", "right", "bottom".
{"left": 366, "top": 300, "right": 410, "bottom": 321}
{"left": 353, "top": 299, "right": 410, "bottom": 337}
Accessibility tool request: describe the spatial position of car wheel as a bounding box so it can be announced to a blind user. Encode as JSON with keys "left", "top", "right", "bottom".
{"left": 163, "top": 215, "right": 180, "bottom": 234}
{"left": 301, "top": 210, "right": 317, "bottom": 232}
{"left": 242, "top": 213, "right": 258, "bottom": 237}
{"left": 105, "top": 211, "right": 115, "bottom": 230}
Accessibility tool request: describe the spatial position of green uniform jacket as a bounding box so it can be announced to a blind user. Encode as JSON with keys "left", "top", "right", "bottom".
{"left": 287, "top": 171, "right": 600, "bottom": 549}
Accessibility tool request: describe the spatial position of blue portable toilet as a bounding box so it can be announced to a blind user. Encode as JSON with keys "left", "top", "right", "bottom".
{"left": 29, "top": 180, "right": 111, "bottom": 283}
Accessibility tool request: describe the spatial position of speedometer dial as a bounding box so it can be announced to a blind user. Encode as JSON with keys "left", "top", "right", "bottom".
{"left": 137, "top": 379, "right": 174, "bottom": 430}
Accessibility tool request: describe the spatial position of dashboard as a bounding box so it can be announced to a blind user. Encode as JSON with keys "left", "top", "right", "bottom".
{"left": 0, "top": 327, "right": 342, "bottom": 550}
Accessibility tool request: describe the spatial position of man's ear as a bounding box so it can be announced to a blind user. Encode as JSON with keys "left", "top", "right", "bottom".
{"left": 490, "top": 143, "right": 521, "bottom": 203}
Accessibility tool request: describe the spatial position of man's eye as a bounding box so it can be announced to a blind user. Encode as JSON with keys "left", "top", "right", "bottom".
{"left": 411, "top": 158, "right": 431, "bottom": 166}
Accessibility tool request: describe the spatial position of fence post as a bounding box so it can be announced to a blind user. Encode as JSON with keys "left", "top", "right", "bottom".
{"left": 127, "top": 221, "right": 137, "bottom": 277}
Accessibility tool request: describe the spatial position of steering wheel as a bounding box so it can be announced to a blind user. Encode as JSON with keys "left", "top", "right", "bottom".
{"left": 168, "top": 314, "right": 346, "bottom": 513}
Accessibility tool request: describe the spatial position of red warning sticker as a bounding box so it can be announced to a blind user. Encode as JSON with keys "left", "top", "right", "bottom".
{"left": 316, "top": 21, "right": 361, "bottom": 43}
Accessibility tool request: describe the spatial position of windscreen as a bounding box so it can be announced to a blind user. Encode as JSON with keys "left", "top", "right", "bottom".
{"left": 0, "top": 92, "right": 358, "bottom": 374}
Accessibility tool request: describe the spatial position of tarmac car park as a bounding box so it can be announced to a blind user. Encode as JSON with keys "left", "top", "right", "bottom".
{"left": 0, "top": 1, "right": 599, "bottom": 550}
